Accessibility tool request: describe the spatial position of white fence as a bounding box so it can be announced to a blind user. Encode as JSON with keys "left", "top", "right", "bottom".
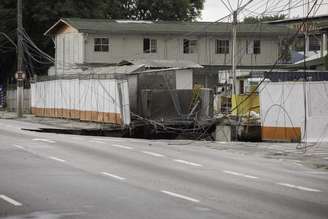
{"left": 260, "top": 81, "right": 328, "bottom": 142}
{"left": 31, "top": 78, "right": 130, "bottom": 125}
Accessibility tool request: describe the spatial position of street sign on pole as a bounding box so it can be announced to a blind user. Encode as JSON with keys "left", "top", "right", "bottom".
{"left": 15, "top": 71, "right": 26, "bottom": 81}
{"left": 16, "top": 0, "right": 24, "bottom": 118}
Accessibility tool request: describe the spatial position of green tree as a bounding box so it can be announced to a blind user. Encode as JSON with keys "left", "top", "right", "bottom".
{"left": 0, "top": 0, "right": 204, "bottom": 85}
{"left": 243, "top": 14, "right": 286, "bottom": 24}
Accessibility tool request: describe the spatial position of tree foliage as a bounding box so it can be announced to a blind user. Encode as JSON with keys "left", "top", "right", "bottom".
{"left": 243, "top": 14, "right": 286, "bottom": 24}
{"left": 0, "top": 0, "right": 204, "bottom": 84}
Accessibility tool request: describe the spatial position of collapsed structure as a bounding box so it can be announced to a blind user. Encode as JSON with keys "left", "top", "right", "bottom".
{"left": 26, "top": 16, "right": 328, "bottom": 141}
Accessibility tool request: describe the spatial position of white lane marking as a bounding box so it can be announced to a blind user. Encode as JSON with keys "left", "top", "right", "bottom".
{"left": 294, "top": 163, "right": 303, "bottom": 167}
{"left": 130, "top": 139, "right": 150, "bottom": 144}
{"left": 142, "top": 151, "right": 165, "bottom": 157}
{"left": 223, "top": 170, "right": 258, "bottom": 179}
{"left": 32, "top": 138, "right": 56, "bottom": 143}
{"left": 92, "top": 138, "right": 125, "bottom": 142}
{"left": 0, "top": 195, "right": 22, "bottom": 206}
{"left": 101, "top": 172, "right": 126, "bottom": 181}
{"left": 109, "top": 138, "right": 125, "bottom": 142}
{"left": 161, "top": 190, "right": 200, "bottom": 203}
{"left": 88, "top": 140, "right": 105, "bottom": 144}
{"left": 12, "top": 144, "right": 25, "bottom": 150}
{"left": 305, "top": 171, "right": 328, "bottom": 175}
{"left": 49, "top": 156, "right": 66, "bottom": 163}
{"left": 111, "top": 144, "right": 133, "bottom": 150}
{"left": 173, "top": 159, "right": 202, "bottom": 167}
{"left": 277, "top": 183, "right": 321, "bottom": 192}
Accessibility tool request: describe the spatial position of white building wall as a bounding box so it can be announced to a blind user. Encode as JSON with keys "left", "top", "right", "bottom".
{"left": 55, "top": 32, "right": 84, "bottom": 73}
{"left": 260, "top": 81, "right": 328, "bottom": 142}
{"left": 83, "top": 33, "right": 280, "bottom": 66}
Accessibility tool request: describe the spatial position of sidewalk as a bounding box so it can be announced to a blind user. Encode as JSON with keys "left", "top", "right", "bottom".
{"left": 205, "top": 141, "right": 328, "bottom": 171}
{"left": 0, "top": 110, "right": 116, "bottom": 130}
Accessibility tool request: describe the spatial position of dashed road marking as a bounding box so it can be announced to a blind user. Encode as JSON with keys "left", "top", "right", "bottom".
{"left": 294, "top": 163, "right": 303, "bottom": 167}
{"left": 49, "top": 156, "right": 66, "bottom": 163}
{"left": 101, "top": 172, "right": 126, "bottom": 181}
{"left": 277, "top": 183, "right": 321, "bottom": 192}
{"left": 0, "top": 195, "right": 22, "bottom": 206}
{"left": 106, "top": 138, "right": 125, "bottom": 142}
{"left": 142, "top": 151, "right": 165, "bottom": 157}
{"left": 223, "top": 170, "right": 259, "bottom": 179}
{"left": 130, "top": 140, "right": 150, "bottom": 144}
{"left": 88, "top": 140, "right": 106, "bottom": 144}
{"left": 161, "top": 190, "right": 200, "bottom": 203}
{"left": 305, "top": 171, "right": 328, "bottom": 175}
{"left": 173, "top": 159, "right": 202, "bottom": 167}
{"left": 12, "top": 144, "right": 25, "bottom": 150}
{"left": 32, "top": 138, "right": 56, "bottom": 143}
{"left": 111, "top": 144, "right": 133, "bottom": 150}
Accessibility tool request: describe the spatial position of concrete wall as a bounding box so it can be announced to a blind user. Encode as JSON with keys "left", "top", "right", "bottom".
{"left": 260, "top": 81, "right": 328, "bottom": 142}
{"left": 193, "top": 67, "right": 219, "bottom": 89}
{"left": 140, "top": 88, "right": 214, "bottom": 122}
{"left": 6, "top": 89, "right": 31, "bottom": 113}
{"left": 31, "top": 78, "right": 130, "bottom": 125}
{"left": 127, "top": 69, "right": 194, "bottom": 115}
{"left": 140, "top": 89, "right": 193, "bottom": 121}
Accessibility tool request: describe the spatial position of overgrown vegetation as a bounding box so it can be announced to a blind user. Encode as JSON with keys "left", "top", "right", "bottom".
{"left": 243, "top": 14, "right": 286, "bottom": 23}
{"left": 0, "top": 0, "right": 204, "bottom": 84}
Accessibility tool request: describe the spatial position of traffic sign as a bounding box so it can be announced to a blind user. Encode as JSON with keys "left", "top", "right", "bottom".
{"left": 15, "top": 71, "right": 26, "bottom": 81}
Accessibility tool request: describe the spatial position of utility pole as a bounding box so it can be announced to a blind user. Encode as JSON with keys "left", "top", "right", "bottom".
{"left": 232, "top": 10, "right": 238, "bottom": 99}
{"left": 16, "top": 0, "right": 25, "bottom": 118}
{"left": 231, "top": 9, "right": 239, "bottom": 122}
{"left": 288, "top": 0, "right": 292, "bottom": 18}
{"left": 230, "top": 0, "right": 254, "bottom": 114}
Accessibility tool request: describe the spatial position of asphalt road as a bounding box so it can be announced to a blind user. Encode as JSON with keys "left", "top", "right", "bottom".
{"left": 0, "top": 119, "right": 327, "bottom": 219}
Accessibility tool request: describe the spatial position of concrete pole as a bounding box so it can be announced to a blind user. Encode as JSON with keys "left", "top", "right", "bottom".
{"left": 288, "top": 0, "right": 292, "bottom": 18}
{"left": 16, "top": 0, "right": 24, "bottom": 118}
{"left": 232, "top": 10, "right": 237, "bottom": 97}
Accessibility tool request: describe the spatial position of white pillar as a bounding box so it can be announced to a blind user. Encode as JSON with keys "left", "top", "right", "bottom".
{"left": 305, "top": 33, "right": 310, "bottom": 57}
{"left": 322, "top": 33, "right": 327, "bottom": 57}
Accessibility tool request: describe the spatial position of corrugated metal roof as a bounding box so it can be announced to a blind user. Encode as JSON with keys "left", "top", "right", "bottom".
{"left": 267, "top": 15, "right": 328, "bottom": 24}
{"left": 120, "top": 59, "right": 203, "bottom": 69}
{"left": 45, "top": 18, "right": 293, "bottom": 36}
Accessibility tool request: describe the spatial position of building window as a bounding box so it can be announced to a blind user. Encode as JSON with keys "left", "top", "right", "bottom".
{"left": 143, "top": 38, "right": 157, "bottom": 53}
{"left": 216, "top": 40, "right": 229, "bottom": 54}
{"left": 94, "top": 38, "right": 109, "bottom": 52}
{"left": 253, "top": 40, "right": 261, "bottom": 54}
{"left": 246, "top": 40, "right": 261, "bottom": 54}
{"left": 239, "top": 80, "right": 245, "bottom": 95}
{"left": 183, "top": 39, "right": 197, "bottom": 54}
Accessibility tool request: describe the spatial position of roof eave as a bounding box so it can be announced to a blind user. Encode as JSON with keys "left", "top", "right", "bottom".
{"left": 44, "top": 18, "right": 78, "bottom": 36}
{"left": 77, "top": 29, "right": 290, "bottom": 37}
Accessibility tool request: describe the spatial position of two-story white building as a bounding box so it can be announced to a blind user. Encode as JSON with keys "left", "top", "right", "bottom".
{"left": 44, "top": 18, "right": 293, "bottom": 89}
